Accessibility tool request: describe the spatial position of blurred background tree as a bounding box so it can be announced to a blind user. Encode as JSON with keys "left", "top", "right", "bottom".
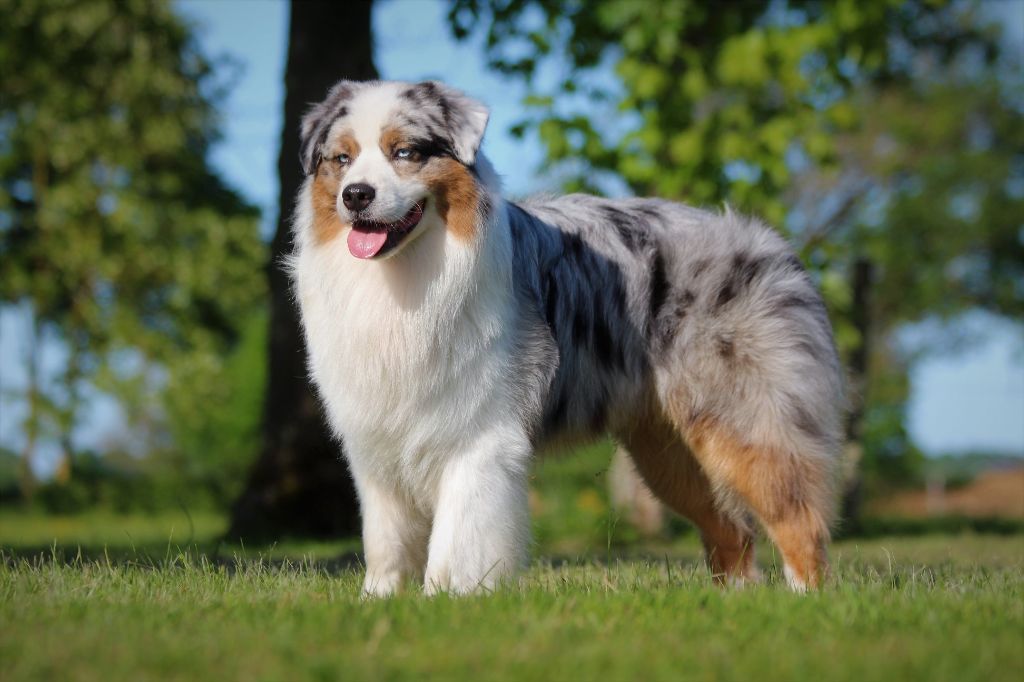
{"left": 449, "top": 0, "right": 1023, "bottom": 517}
{"left": 0, "top": 0, "right": 375, "bottom": 539}
{"left": 225, "top": 0, "right": 376, "bottom": 541}
{"left": 0, "top": 0, "right": 1019, "bottom": 543}
{"left": 0, "top": 0, "right": 265, "bottom": 507}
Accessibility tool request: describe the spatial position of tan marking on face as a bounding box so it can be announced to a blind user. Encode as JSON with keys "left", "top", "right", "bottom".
{"left": 421, "top": 157, "right": 479, "bottom": 242}
{"left": 379, "top": 125, "right": 404, "bottom": 158}
{"left": 311, "top": 134, "right": 360, "bottom": 245}
{"left": 380, "top": 125, "right": 425, "bottom": 175}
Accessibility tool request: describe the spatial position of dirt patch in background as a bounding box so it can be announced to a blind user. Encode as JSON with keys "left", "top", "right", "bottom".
{"left": 869, "top": 467, "right": 1024, "bottom": 518}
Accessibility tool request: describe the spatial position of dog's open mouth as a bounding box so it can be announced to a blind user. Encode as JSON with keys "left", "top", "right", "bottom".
{"left": 347, "top": 200, "right": 426, "bottom": 259}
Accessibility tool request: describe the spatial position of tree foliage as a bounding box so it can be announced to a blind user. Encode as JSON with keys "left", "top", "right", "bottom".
{"left": 451, "top": 0, "right": 1023, "bottom": 486}
{"left": 453, "top": 1, "right": 995, "bottom": 219}
{"left": 825, "top": 82, "right": 1024, "bottom": 323}
{"left": 828, "top": 75, "right": 1023, "bottom": 484}
{"left": 0, "top": 0, "right": 265, "bottom": 496}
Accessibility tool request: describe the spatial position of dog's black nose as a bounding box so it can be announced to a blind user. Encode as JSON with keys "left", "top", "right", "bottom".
{"left": 342, "top": 183, "right": 376, "bottom": 211}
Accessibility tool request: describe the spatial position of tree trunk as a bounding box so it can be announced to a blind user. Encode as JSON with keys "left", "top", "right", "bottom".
{"left": 226, "top": 0, "right": 378, "bottom": 541}
{"left": 19, "top": 313, "right": 40, "bottom": 504}
{"left": 840, "top": 256, "right": 874, "bottom": 526}
{"left": 56, "top": 328, "right": 84, "bottom": 485}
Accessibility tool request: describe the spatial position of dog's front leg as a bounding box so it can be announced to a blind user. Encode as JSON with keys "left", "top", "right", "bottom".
{"left": 423, "top": 431, "right": 531, "bottom": 595}
{"left": 356, "top": 474, "right": 430, "bottom": 598}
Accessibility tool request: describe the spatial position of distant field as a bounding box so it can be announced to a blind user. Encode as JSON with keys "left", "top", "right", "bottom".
{"left": 868, "top": 467, "right": 1024, "bottom": 519}
{"left": 1, "top": 510, "right": 1022, "bottom": 682}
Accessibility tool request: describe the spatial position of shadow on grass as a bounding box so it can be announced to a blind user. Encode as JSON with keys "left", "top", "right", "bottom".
{"left": 0, "top": 542, "right": 366, "bottom": 575}
{"left": 0, "top": 540, "right": 713, "bottom": 578}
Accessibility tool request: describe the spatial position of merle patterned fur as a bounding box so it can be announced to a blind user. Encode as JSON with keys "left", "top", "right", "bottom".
{"left": 506, "top": 195, "right": 842, "bottom": 452}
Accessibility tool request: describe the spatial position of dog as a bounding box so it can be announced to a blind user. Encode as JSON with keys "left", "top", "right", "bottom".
{"left": 291, "top": 80, "right": 844, "bottom": 595}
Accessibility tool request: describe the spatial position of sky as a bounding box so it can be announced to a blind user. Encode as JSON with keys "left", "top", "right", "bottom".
{"left": 0, "top": 0, "right": 1021, "bottom": 474}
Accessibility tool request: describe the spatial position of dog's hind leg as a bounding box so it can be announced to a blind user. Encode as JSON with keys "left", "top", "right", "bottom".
{"left": 608, "top": 447, "right": 665, "bottom": 536}
{"left": 648, "top": 243, "right": 843, "bottom": 590}
{"left": 679, "top": 414, "right": 834, "bottom": 591}
{"left": 616, "top": 415, "right": 759, "bottom": 585}
{"left": 651, "top": 387, "right": 835, "bottom": 589}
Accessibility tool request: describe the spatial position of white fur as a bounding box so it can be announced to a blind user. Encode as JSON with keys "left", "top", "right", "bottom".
{"left": 293, "top": 87, "right": 527, "bottom": 594}
{"left": 784, "top": 564, "right": 809, "bottom": 593}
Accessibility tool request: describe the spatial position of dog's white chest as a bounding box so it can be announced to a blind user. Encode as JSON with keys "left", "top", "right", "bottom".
{"left": 294, "top": 236, "right": 514, "bottom": 490}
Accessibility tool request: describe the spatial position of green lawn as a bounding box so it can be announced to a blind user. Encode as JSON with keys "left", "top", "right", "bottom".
{"left": 1, "top": 509, "right": 1022, "bottom": 682}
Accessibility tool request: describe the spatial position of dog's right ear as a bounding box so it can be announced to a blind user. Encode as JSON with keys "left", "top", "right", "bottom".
{"left": 299, "top": 80, "right": 359, "bottom": 176}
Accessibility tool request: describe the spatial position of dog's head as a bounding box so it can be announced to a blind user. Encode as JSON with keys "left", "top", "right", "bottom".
{"left": 299, "top": 80, "right": 490, "bottom": 260}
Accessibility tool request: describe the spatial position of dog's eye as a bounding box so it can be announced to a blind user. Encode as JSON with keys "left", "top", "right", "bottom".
{"left": 336, "top": 153, "right": 351, "bottom": 165}
{"left": 395, "top": 148, "right": 415, "bottom": 160}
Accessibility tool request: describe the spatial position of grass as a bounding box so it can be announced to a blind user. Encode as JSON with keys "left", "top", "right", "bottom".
{"left": 2, "top": 508, "right": 1023, "bottom": 682}
{"left": 0, "top": 508, "right": 361, "bottom": 562}
{"left": 2, "top": 444, "right": 1022, "bottom": 681}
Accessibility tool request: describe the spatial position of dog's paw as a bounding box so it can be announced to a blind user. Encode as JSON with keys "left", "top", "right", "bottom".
{"left": 361, "top": 571, "right": 403, "bottom": 598}
{"left": 423, "top": 560, "right": 515, "bottom": 596}
{"left": 422, "top": 576, "right": 490, "bottom": 597}
{"left": 422, "top": 566, "right": 458, "bottom": 597}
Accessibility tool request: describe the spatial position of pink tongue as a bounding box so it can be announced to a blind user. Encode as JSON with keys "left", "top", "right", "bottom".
{"left": 347, "top": 227, "right": 388, "bottom": 259}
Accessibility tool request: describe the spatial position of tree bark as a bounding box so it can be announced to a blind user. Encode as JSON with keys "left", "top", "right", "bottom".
{"left": 840, "top": 256, "right": 874, "bottom": 526}
{"left": 19, "top": 313, "right": 40, "bottom": 504}
{"left": 226, "top": 0, "right": 378, "bottom": 540}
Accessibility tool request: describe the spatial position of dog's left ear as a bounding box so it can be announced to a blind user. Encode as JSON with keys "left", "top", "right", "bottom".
{"left": 414, "top": 81, "right": 490, "bottom": 166}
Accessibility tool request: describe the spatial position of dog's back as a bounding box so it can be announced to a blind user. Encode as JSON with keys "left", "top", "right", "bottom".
{"left": 510, "top": 194, "right": 841, "bottom": 446}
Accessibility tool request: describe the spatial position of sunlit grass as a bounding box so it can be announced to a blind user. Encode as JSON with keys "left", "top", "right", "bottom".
{"left": 3, "top": 443, "right": 1023, "bottom": 682}
{"left": 2, "top": 536, "right": 1021, "bottom": 682}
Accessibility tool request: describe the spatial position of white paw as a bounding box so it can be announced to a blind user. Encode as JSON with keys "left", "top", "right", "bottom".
{"left": 362, "top": 571, "right": 403, "bottom": 598}
{"left": 423, "top": 559, "right": 512, "bottom": 596}
{"left": 783, "top": 564, "right": 809, "bottom": 593}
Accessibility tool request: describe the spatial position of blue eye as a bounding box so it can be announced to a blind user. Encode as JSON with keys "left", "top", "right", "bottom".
{"left": 395, "top": 148, "right": 413, "bottom": 160}
{"left": 336, "top": 153, "right": 350, "bottom": 164}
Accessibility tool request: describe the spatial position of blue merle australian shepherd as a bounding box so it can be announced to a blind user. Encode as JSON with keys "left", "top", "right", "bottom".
{"left": 291, "top": 80, "right": 844, "bottom": 595}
